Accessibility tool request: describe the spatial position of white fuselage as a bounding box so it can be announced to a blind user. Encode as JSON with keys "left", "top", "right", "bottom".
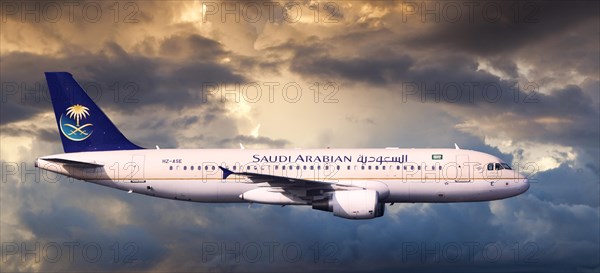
{"left": 36, "top": 148, "right": 529, "bottom": 204}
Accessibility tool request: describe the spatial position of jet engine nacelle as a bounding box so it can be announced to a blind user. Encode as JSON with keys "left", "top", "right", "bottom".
{"left": 239, "top": 188, "right": 307, "bottom": 205}
{"left": 312, "top": 189, "right": 385, "bottom": 219}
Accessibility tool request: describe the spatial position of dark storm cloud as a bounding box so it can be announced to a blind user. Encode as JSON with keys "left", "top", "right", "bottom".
{"left": 3, "top": 177, "right": 167, "bottom": 272}
{"left": 0, "top": 36, "right": 247, "bottom": 126}
{"left": 0, "top": 124, "right": 56, "bottom": 143}
{"left": 403, "top": 1, "right": 599, "bottom": 55}
{"left": 281, "top": 1, "right": 598, "bottom": 85}
{"left": 159, "top": 33, "right": 227, "bottom": 58}
{"left": 286, "top": 39, "right": 596, "bottom": 124}
{"left": 531, "top": 163, "right": 599, "bottom": 208}
{"left": 0, "top": 99, "right": 49, "bottom": 126}
{"left": 292, "top": 53, "right": 414, "bottom": 85}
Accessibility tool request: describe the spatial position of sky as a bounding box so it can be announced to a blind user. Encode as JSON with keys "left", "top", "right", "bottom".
{"left": 0, "top": 0, "right": 599, "bottom": 272}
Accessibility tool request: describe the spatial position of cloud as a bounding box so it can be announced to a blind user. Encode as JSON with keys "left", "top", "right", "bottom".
{"left": 401, "top": 1, "right": 599, "bottom": 56}
{"left": 1, "top": 1, "right": 598, "bottom": 272}
{"left": 217, "top": 134, "right": 290, "bottom": 148}
{"left": 277, "top": 33, "right": 599, "bottom": 165}
{"left": 0, "top": 41, "right": 246, "bottom": 125}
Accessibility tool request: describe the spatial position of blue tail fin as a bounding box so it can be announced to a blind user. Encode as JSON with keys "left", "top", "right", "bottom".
{"left": 45, "top": 72, "right": 143, "bottom": 153}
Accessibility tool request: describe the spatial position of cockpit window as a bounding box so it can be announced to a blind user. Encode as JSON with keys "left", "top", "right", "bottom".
{"left": 488, "top": 162, "right": 512, "bottom": 170}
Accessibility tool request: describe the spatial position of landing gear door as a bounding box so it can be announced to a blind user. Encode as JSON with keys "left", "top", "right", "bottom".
{"left": 126, "top": 155, "right": 146, "bottom": 183}
{"left": 455, "top": 154, "right": 471, "bottom": 182}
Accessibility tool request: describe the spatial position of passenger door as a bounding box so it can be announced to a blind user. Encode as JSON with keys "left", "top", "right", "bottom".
{"left": 455, "top": 155, "right": 471, "bottom": 182}
{"left": 126, "top": 155, "right": 146, "bottom": 183}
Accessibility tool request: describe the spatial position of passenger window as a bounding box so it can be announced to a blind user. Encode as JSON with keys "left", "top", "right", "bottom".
{"left": 325, "top": 166, "right": 329, "bottom": 170}
{"left": 375, "top": 166, "right": 378, "bottom": 170}
{"left": 382, "top": 166, "right": 386, "bottom": 170}
{"left": 411, "top": 166, "right": 414, "bottom": 171}
{"left": 232, "top": 166, "right": 236, "bottom": 171}
{"left": 439, "top": 166, "right": 442, "bottom": 170}
{"left": 361, "top": 166, "right": 365, "bottom": 170}
{"left": 212, "top": 166, "right": 215, "bottom": 170}
{"left": 169, "top": 166, "right": 173, "bottom": 170}
{"left": 418, "top": 166, "right": 421, "bottom": 170}
{"left": 183, "top": 166, "right": 187, "bottom": 170}
{"left": 368, "top": 166, "right": 372, "bottom": 170}
{"left": 347, "top": 166, "right": 350, "bottom": 170}
{"left": 310, "top": 166, "right": 314, "bottom": 170}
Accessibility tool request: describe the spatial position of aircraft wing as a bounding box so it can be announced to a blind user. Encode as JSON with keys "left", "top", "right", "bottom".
{"left": 219, "top": 167, "right": 389, "bottom": 203}
{"left": 219, "top": 166, "right": 335, "bottom": 186}
{"left": 219, "top": 166, "right": 339, "bottom": 201}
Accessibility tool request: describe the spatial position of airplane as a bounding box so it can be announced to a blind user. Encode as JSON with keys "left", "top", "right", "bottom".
{"left": 35, "top": 72, "right": 530, "bottom": 220}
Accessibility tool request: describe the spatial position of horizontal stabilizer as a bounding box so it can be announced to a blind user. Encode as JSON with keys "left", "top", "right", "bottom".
{"left": 43, "top": 158, "right": 104, "bottom": 168}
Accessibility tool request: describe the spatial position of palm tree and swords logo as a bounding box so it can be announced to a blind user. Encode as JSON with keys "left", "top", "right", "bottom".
{"left": 60, "top": 104, "right": 94, "bottom": 141}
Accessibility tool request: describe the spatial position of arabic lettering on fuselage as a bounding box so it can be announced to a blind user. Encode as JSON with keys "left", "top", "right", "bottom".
{"left": 252, "top": 154, "right": 408, "bottom": 165}
{"left": 356, "top": 155, "right": 408, "bottom": 165}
